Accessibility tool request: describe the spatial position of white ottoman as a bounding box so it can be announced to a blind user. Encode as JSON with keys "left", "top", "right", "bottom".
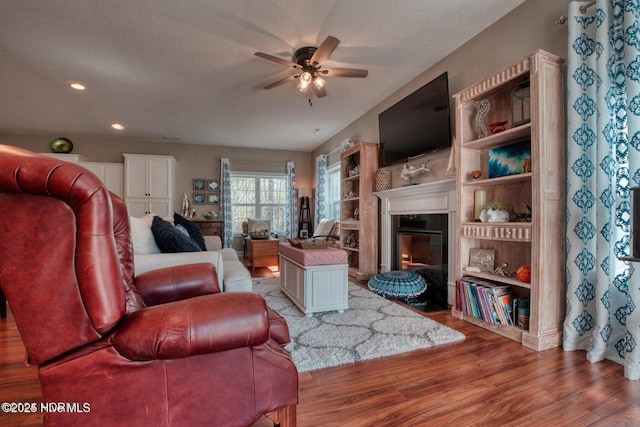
{"left": 278, "top": 243, "right": 349, "bottom": 316}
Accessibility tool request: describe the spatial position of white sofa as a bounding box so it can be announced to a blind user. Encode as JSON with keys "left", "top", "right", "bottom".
{"left": 130, "top": 215, "right": 253, "bottom": 292}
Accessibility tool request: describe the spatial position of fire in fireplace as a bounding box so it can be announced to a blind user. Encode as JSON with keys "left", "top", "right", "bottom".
{"left": 392, "top": 214, "right": 448, "bottom": 310}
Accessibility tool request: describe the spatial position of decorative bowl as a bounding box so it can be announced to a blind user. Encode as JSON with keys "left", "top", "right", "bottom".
{"left": 50, "top": 137, "right": 73, "bottom": 153}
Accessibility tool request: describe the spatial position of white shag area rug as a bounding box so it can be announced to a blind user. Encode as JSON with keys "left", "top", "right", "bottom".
{"left": 254, "top": 277, "right": 465, "bottom": 372}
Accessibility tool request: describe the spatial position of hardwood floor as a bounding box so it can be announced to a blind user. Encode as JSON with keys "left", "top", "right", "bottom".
{"left": 2, "top": 266, "right": 639, "bottom": 426}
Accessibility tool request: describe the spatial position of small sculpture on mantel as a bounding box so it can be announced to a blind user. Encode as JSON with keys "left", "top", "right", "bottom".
{"left": 400, "top": 159, "right": 431, "bottom": 183}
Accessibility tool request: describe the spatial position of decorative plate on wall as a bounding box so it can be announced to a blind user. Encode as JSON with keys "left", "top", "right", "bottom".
{"left": 50, "top": 137, "right": 73, "bottom": 153}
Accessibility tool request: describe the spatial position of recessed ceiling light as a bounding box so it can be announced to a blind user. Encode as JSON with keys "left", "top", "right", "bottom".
{"left": 111, "top": 123, "right": 125, "bottom": 130}
{"left": 69, "top": 82, "right": 85, "bottom": 90}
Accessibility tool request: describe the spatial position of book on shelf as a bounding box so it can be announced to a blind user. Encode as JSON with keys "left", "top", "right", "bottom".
{"left": 456, "top": 276, "right": 516, "bottom": 326}
{"left": 512, "top": 297, "right": 530, "bottom": 329}
{"left": 494, "top": 292, "right": 514, "bottom": 326}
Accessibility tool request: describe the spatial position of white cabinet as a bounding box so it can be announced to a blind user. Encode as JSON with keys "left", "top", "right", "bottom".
{"left": 40, "top": 153, "right": 87, "bottom": 163}
{"left": 80, "top": 162, "right": 124, "bottom": 198}
{"left": 123, "top": 154, "right": 175, "bottom": 217}
{"left": 40, "top": 153, "right": 124, "bottom": 198}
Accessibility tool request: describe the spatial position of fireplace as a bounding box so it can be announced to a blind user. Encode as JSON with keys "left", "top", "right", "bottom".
{"left": 393, "top": 214, "right": 448, "bottom": 310}
{"left": 375, "top": 178, "right": 456, "bottom": 307}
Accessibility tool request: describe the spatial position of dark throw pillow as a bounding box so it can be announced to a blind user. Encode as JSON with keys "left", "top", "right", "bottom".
{"left": 151, "top": 216, "right": 202, "bottom": 253}
{"left": 174, "top": 213, "right": 207, "bottom": 251}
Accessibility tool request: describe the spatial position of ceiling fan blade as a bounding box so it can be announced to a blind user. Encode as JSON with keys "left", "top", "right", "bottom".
{"left": 311, "top": 83, "right": 327, "bottom": 98}
{"left": 263, "top": 74, "right": 297, "bottom": 89}
{"left": 310, "top": 36, "right": 340, "bottom": 66}
{"left": 321, "top": 68, "right": 369, "bottom": 78}
{"left": 254, "top": 52, "right": 299, "bottom": 69}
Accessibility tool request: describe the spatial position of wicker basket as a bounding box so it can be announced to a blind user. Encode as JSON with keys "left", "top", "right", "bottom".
{"left": 376, "top": 170, "right": 392, "bottom": 192}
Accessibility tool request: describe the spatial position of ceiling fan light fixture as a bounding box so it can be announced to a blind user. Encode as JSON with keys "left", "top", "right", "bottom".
{"left": 297, "top": 71, "right": 312, "bottom": 91}
{"left": 255, "top": 36, "right": 368, "bottom": 99}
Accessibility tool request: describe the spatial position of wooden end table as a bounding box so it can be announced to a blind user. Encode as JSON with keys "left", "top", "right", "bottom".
{"left": 245, "top": 237, "right": 279, "bottom": 273}
{"left": 193, "top": 220, "right": 224, "bottom": 247}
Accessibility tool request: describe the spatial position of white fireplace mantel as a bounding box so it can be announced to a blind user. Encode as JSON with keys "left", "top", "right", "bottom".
{"left": 375, "top": 178, "right": 457, "bottom": 305}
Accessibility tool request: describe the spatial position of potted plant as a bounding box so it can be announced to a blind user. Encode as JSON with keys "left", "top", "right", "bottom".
{"left": 479, "top": 201, "right": 510, "bottom": 223}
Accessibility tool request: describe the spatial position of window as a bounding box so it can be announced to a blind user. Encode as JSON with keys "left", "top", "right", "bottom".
{"left": 230, "top": 173, "right": 287, "bottom": 234}
{"left": 325, "top": 162, "right": 341, "bottom": 220}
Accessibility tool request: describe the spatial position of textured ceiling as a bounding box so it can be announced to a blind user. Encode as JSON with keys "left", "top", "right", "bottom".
{"left": 0, "top": 0, "right": 526, "bottom": 151}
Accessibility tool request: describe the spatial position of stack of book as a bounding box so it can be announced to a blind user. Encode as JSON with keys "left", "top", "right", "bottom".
{"left": 455, "top": 276, "right": 528, "bottom": 327}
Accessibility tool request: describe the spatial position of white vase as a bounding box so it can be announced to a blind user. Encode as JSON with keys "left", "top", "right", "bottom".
{"left": 479, "top": 208, "right": 510, "bottom": 223}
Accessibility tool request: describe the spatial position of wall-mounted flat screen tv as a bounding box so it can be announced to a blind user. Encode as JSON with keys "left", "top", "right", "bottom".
{"left": 378, "top": 72, "right": 452, "bottom": 167}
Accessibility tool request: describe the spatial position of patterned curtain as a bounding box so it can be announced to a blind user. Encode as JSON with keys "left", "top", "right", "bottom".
{"left": 564, "top": 0, "right": 640, "bottom": 379}
{"left": 315, "top": 154, "right": 327, "bottom": 228}
{"left": 220, "top": 158, "right": 233, "bottom": 248}
{"left": 286, "top": 161, "right": 297, "bottom": 238}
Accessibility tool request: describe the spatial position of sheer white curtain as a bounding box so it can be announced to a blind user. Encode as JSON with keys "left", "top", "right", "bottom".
{"left": 564, "top": 0, "right": 640, "bottom": 379}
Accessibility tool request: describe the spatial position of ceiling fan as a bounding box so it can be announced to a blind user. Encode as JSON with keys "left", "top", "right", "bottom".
{"left": 254, "top": 36, "right": 368, "bottom": 99}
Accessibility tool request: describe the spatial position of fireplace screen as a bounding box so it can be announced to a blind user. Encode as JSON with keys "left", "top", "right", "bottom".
{"left": 393, "top": 214, "right": 448, "bottom": 309}
{"left": 398, "top": 232, "right": 443, "bottom": 269}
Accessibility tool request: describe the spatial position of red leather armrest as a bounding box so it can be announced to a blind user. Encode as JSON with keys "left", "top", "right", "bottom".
{"left": 268, "top": 308, "right": 291, "bottom": 346}
{"left": 111, "top": 292, "right": 270, "bottom": 360}
{"left": 134, "top": 263, "right": 221, "bottom": 306}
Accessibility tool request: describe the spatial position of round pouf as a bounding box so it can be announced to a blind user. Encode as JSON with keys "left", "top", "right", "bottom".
{"left": 368, "top": 270, "right": 427, "bottom": 299}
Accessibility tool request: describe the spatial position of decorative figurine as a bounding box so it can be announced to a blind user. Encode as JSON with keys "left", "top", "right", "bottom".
{"left": 475, "top": 99, "right": 491, "bottom": 138}
{"left": 490, "top": 120, "right": 508, "bottom": 134}
{"left": 516, "top": 265, "right": 532, "bottom": 283}
{"left": 512, "top": 203, "right": 532, "bottom": 222}
{"left": 344, "top": 233, "right": 355, "bottom": 247}
{"left": 182, "top": 193, "right": 193, "bottom": 217}
{"left": 343, "top": 190, "right": 358, "bottom": 200}
{"left": 401, "top": 159, "right": 431, "bottom": 182}
{"left": 493, "top": 262, "right": 512, "bottom": 277}
{"left": 470, "top": 170, "right": 483, "bottom": 180}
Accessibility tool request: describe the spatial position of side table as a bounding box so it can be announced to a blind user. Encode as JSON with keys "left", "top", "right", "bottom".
{"left": 193, "top": 220, "right": 224, "bottom": 247}
{"left": 245, "top": 237, "right": 279, "bottom": 273}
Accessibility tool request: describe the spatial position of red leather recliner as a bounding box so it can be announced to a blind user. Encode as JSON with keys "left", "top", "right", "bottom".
{"left": 0, "top": 145, "right": 298, "bottom": 426}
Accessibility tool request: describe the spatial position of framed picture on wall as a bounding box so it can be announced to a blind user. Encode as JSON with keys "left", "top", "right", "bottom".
{"left": 207, "top": 193, "right": 220, "bottom": 205}
{"left": 193, "top": 179, "right": 206, "bottom": 191}
{"left": 207, "top": 179, "right": 220, "bottom": 191}
{"left": 193, "top": 192, "right": 206, "bottom": 205}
